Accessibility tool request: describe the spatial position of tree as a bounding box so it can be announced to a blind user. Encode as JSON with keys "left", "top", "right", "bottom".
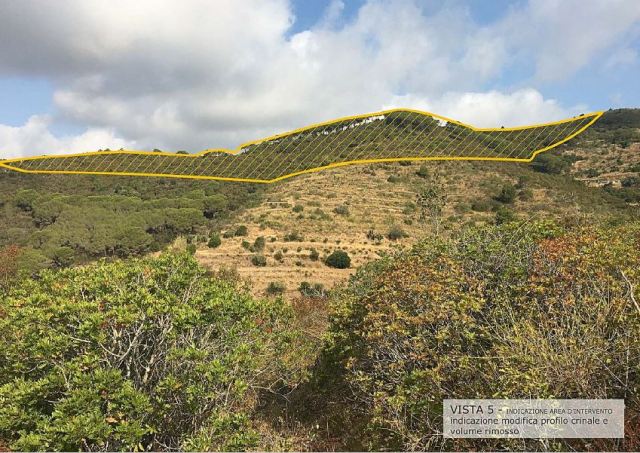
{"left": 203, "top": 194, "right": 228, "bottom": 219}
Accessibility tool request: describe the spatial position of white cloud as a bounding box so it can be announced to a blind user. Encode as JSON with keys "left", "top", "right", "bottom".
{"left": 0, "top": 0, "right": 637, "bottom": 157}
{"left": 498, "top": 0, "right": 640, "bottom": 81}
{"left": 387, "top": 88, "right": 586, "bottom": 127}
{"left": 0, "top": 116, "right": 132, "bottom": 159}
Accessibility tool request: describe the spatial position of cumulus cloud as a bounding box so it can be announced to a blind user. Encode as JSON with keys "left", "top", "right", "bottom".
{"left": 0, "top": 116, "right": 132, "bottom": 159}
{"left": 387, "top": 88, "right": 587, "bottom": 127}
{"left": 0, "top": 0, "right": 637, "bottom": 157}
{"left": 496, "top": 0, "right": 640, "bottom": 81}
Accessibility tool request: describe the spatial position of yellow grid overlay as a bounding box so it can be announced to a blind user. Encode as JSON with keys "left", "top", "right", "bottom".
{"left": 0, "top": 108, "right": 602, "bottom": 183}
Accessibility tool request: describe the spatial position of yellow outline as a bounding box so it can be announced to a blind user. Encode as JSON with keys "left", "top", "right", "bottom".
{"left": 0, "top": 108, "right": 603, "bottom": 183}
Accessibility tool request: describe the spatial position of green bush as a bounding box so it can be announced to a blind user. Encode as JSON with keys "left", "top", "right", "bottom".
{"left": 494, "top": 183, "right": 517, "bottom": 203}
{"left": 251, "top": 254, "right": 267, "bottom": 266}
{"left": 186, "top": 243, "right": 197, "bottom": 255}
{"left": 235, "top": 225, "right": 248, "bottom": 236}
{"left": 253, "top": 236, "right": 266, "bottom": 252}
{"left": 266, "top": 281, "right": 286, "bottom": 295}
{"left": 532, "top": 153, "right": 569, "bottom": 174}
{"left": 325, "top": 250, "right": 351, "bottom": 269}
{"left": 416, "top": 165, "right": 429, "bottom": 178}
{"left": 495, "top": 206, "right": 516, "bottom": 224}
{"left": 325, "top": 221, "right": 640, "bottom": 451}
{"left": 207, "top": 233, "right": 222, "bottom": 248}
{"left": 387, "top": 225, "right": 408, "bottom": 240}
{"left": 0, "top": 253, "right": 295, "bottom": 451}
{"left": 292, "top": 204, "right": 304, "bottom": 213}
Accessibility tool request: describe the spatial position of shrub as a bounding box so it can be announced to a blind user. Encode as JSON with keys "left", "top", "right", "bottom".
{"left": 494, "top": 183, "right": 517, "bottom": 203}
{"left": 0, "top": 253, "right": 295, "bottom": 451}
{"left": 251, "top": 254, "right": 267, "bottom": 267}
{"left": 470, "top": 199, "right": 493, "bottom": 212}
{"left": 207, "top": 233, "right": 222, "bottom": 248}
{"left": 235, "top": 225, "right": 248, "bottom": 236}
{"left": 325, "top": 221, "right": 640, "bottom": 451}
{"left": 495, "top": 206, "right": 516, "bottom": 224}
{"left": 298, "top": 281, "right": 327, "bottom": 297}
{"left": 253, "top": 236, "right": 266, "bottom": 252}
{"left": 274, "top": 250, "right": 284, "bottom": 262}
{"left": 309, "top": 248, "right": 320, "bottom": 261}
{"left": 51, "top": 246, "right": 75, "bottom": 267}
{"left": 292, "top": 204, "right": 304, "bottom": 213}
{"left": 366, "top": 230, "right": 383, "bottom": 242}
{"left": 532, "top": 153, "right": 569, "bottom": 174}
{"left": 241, "top": 240, "right": 251, "bottom": 249}
{"left": 325, "top": 250, "right": 351, "bottom": 269}
{"left": 186, "top": 243, "right": 197, "bottom": 255}
{"left": 266, "top": 281, "right": 286, "bottom": 295}
{"left": 416, "top": 165, "right": 429, "bottom": 178}
{"left": 283, "top": 231, "right": 304, "bottom": 242}
{"left": 333, "top": 204, "right": 350, "bottom": 216}
{"left": 387, "top": 225, "right": 408, "bottom": 240}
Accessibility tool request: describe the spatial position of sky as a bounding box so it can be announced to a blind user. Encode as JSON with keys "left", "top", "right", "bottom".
{"left": 0, "top": 0, "right": 638, "bottom": 158}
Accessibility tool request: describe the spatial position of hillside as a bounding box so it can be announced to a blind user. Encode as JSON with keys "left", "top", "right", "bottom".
{"left": 1, "top": 109, "right": 638, "bottom": 295}
{"left": 1, "top": 110, "right": 599, "bottom": 182}
{"left": 193, "top": 109, "right": 640, "bottom": 297}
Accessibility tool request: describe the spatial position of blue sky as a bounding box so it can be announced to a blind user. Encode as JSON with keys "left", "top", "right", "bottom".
{"left": 0, "top": 0, "right": 638, "bottom": 158}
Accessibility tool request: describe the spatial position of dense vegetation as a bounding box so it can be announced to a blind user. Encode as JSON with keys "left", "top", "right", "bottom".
{"left": 322, "top": 220, "right": 640, "bottom": 451}
{"left": 0, "top": 172, "right": 263, "bottom": 275}
{"left": 0, "top": 253, "right": 297, "bottom": 451}
{"left": 1, "top": 220, "right": 638, "bottom": 451}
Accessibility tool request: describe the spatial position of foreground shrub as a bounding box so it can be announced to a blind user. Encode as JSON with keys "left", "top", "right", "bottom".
{"left": 326, "top": 221, "right": 640, "bottom": 451}
{"left": 0, "top": 253, "right": 295, "bottom": 451}
{"left": 325, "top": 250, "right": 351, "bottom": 269}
